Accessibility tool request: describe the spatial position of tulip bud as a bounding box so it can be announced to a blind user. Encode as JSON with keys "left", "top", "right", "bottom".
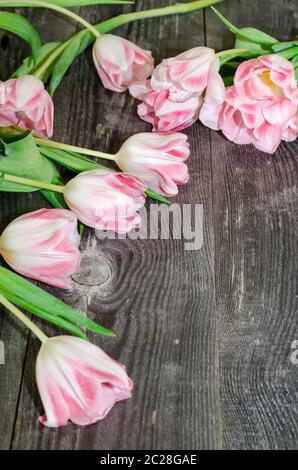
{"left": 115, "top": 132, "right": 190, "bottom": 196}
{"left": 92, "top": 34, "right": 154, "bottom": 92}
{"left": 63, "top": 169, "right": 147, "bottom": 233}
{"left": 0, "top": 75, "right": 54, "bottom": 137}
{"left": 0, "top": 209, "right": 81, "bottom": 289}
{"left": 36, "top": 335, "right": 133, "bottom": 427}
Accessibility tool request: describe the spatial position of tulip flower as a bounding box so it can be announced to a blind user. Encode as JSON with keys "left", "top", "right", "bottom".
{"left": 0, "top": 75, "right": 54, "bottom": 137}
{"left": 36, "top": 335, "right": 133, "bottom": 427}
{"left": 129, "top": 46, "right": 223, "bottom": 132}
{"left": 114, "top": 132, "right": 190, "bottom": 196}
{"left": 200, "top": 55, "right": 298, "bottom": 154}
{"left": 2, "top": 169, "right": 148, "bottom": 234}
{"left": 0, "top": 208, "right": 81, "bottom": 289}
{"left": 63, "top": 169, "right": 147, "bottom": 233}
{"left": 0, "top": 291, "right": 132, "bottom": 428}
{"left": 93, "top": 34, "right": 154, "bottom": 92}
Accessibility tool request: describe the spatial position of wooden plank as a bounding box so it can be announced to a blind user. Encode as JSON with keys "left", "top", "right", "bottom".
{"left": 0, "top": 194, "right": 30, "bottom": 450}
{"left": 0, "top": 8, "right": 80, "bottom": 449}
{"left": 206, "top": 0, "right": 298, "bottom": 450}
{"left": 10, "top": 1, "right": 222, "bottom": 450}
{"left": 3, "top": 0, "right": 297, "bottom": 451}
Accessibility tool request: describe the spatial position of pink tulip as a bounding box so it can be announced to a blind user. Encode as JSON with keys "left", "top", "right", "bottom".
{"left": 0, "top": 75, "right": 54, "bottom": 137}
{"left": 92, "top": 34, "right": 154, "bottom": 92}
{"left": 115, "top": 132, "right": 190, "bottom": 196}
{"left": 129, "top": 46, "right": 223, "bottom": 132}
{"left": 36, "top": 336, "right": 133, "bottom": 427}
{"left": 200, "top": 55, "right": 298, "bottom": 154}
{"left": 0, "top": 209, "right": 80, "bottom": 289}
{"left": 63, "top": 169, "right": 147, "bottom": 233}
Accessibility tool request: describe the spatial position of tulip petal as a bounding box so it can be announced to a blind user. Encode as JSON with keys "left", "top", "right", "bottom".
{"left": 93, "top": 34, "right": 154, "bottom": 92}
{"left": 262, "top": 99, "right": 297, "bottom": 125}
{"left": 253, "top": 122, "right": 283, "bottom": 154}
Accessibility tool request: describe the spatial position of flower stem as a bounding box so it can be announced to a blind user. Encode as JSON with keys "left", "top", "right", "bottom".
{"left": 215, "top": 48, "right": 262, "bottom": 66}
{"left": 0, "top": 292, "right": 48, "bottom": 343}
{"left": 215, "top": 48, "right": 252, "bottom": 57}
{"left": 34, "top": 137, "right": 116, "bottom": 161}
{"left": 1, "top": 173, "right": 65, "bottom": 193}
{"left": 96, "top": 0, "right": 222, "bottom": 32}
{"left": 0, "top": 0, "right": 101, "bottom": 38}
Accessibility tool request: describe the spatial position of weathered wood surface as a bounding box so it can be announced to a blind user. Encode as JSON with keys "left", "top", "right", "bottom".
{"left": 0, "top": 0, "right": 297, "bottom": 450}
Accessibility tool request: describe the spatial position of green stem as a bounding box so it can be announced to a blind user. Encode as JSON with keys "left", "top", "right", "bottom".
{"left": 0, "top": 0, "right": 101, "bottom": 37}
{"left": 215, "top": 48, "right": 252, "bottom": 57}
{"left": 96, "top": 0, "right": 222, "bottom": 32}
{"left": 0, "top": 292, "right": 48, "bottom": 343}
{"left": 34, "top": 137, "right": 115, "bottom": 161}
{"left": 1, "top": 173, "right": 65, "bottom": 192}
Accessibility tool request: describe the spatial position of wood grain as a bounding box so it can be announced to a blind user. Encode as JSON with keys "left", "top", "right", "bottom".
{"left": 0, "top": 0, "right": 297, "bottom": 450}
{"left": 206, "top": 0, "right": 298, "bottom": 450}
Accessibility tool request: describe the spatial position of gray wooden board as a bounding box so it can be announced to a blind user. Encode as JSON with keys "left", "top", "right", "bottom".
{"left": 0, "top": 0, "right": 297, "bottom": 450}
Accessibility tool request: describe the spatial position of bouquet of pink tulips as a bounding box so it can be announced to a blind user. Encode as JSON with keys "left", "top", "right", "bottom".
{"left": 0, "top": 0, "right": 297, "bottom": 428}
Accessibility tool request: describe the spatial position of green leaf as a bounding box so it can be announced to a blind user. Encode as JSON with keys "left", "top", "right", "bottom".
{"left": 0, "top": 126, "right": 28, "bottom": 142}
{"left": 11, "top": 42, "right": 59, "bottom": 80}
{"left": 223, "top": 75, "right": 234, "bottom": 87}
{"left": 145, "top": 189, "right": 171, "bottom": 205}
{"left": 39, "top": 145, "right": 104, "bottom": 173}
{"left": 272, "top": 41, "right": 298, "bottom": 53}
{"left": 0, "top": 138, "right": 10, "bottom": 156}
{"left": 0, "top": 284, "right": 88, "bottom": 338}
{"left": 40, "top": 170, "right": 68, "bottom": 209}
{"left": 40, "top": 187, "right": 67, "bottom": 209}
{"left": 0, "top": 133, "right": 54, "bottom": 192}
{"left": 49, "top": 32, "right": 85, "bottom": 96}
{"left": 277, "top": 46, "right": 298, "bottom": 60}
{"left": 219, "top": 49, "right": 261, "bottom": 66}
{"left": 235, "top": 28, "right": 273, "bottom": 52}
{"left": 219, "top": 61, "right": 238, "bottom": 84}
{"left": 0, "top": 11, "right": 41, "bottom": 61}
{"left": 0, "top": 267, "right": 116, "bottom": 337}
{"left": 235, "top": 26, "right": 277, "bottom": 47}
{"left": 211, "top": 7, "right": 277, "bottom": 46}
